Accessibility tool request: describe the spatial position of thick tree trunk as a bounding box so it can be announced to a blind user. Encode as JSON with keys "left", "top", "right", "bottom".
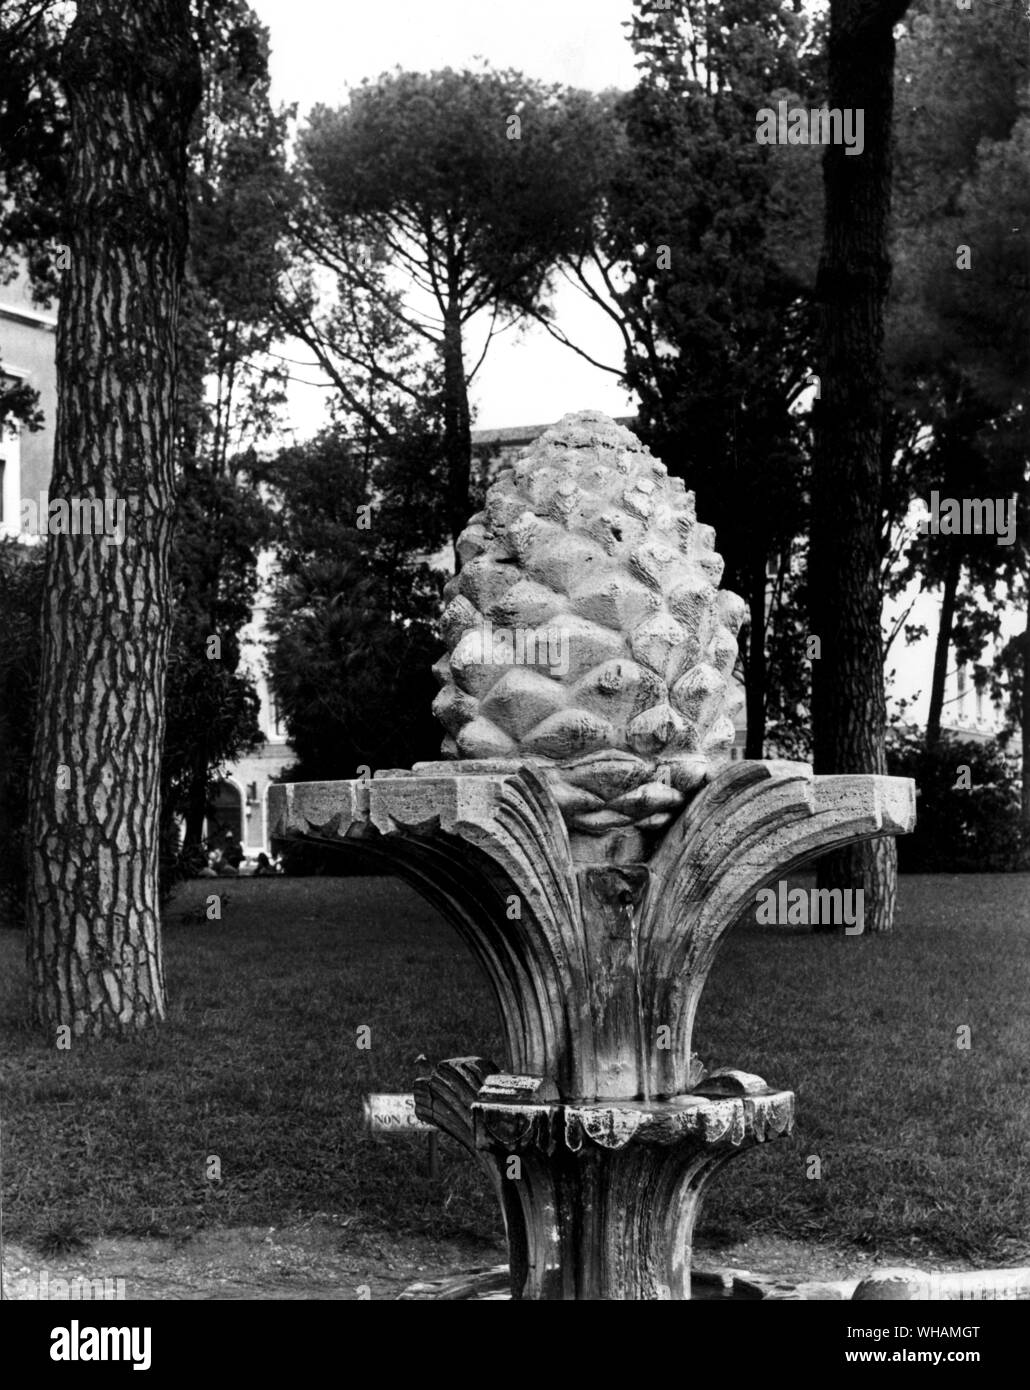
{"left": 0, "top": 681, "right": 22, "bottom": 927}
{"left": 442, "top": 301, "right": 472, "bottom": 561}
{"left": 925, "top": 544, "right": 961, "bottom": 749}
{"left": 1022, "top": 619, "right": 1030, "bottom": 836}
{"left": 809, "top": 0, "right": 909, "bottom": 935}
{"left": 24, "top": 0, "right": 201, "bottom": 1036}
{"left": 183, "top": 740, "right": 211, "bottom": 852}
{"left": 744, "top": 563, "right": 767, "bottom": 758}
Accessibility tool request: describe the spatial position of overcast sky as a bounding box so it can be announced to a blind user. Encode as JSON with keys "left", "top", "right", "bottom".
{"left": 248, "top": 0, "right": 639, "bottom": 437}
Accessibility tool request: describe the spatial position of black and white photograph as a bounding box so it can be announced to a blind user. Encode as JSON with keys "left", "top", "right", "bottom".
{"left": 1, "top": 0, "right": 1028, "bottom": 1359}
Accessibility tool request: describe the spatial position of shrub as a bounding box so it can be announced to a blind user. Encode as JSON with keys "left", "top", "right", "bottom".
{"left": 886, "top": 726, "right": 1028, "bottom": 872}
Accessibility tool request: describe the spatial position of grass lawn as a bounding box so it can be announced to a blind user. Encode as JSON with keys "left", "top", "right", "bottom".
{"left": 1, "top": 871, "right": 1028, "bottom": 1265}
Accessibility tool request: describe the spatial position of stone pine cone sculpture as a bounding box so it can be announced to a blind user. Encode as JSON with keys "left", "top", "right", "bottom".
{"left": 432, "top": 411, "right": 747, "bottom": 841}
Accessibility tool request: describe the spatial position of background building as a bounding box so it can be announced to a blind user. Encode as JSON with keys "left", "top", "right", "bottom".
{"left": 1, "top": 267, "right": 57, "bottom": 541}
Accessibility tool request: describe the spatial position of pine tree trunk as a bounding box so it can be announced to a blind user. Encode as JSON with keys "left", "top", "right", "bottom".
{"left": 183, "top": 739, "right": 212, "bottom": 852}
{"left": 925, "top": 544, "right": 961, "bottom": 749}
{"left": 24, "top": 0, "right": 201, "bottom": 1036}
{"left": 1022, "top": 619, "right": 1030, "bottom": 838}
{"left": 744, "top": 564, "right": 767, "bottom": 758}
{"left": 443, "top": 300, "right": 472, "bottom": 560}
{"left": 809, "top": 0, "right": 909, "bottom": 935}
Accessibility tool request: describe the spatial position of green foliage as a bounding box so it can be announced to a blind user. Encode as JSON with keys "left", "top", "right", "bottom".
{"left": 0, "top": 496, "right": 270, "bottom": 913}
{"left": 161, "top": 0, "right": 293, "bottom": 880}
{"left": 291, "top": 64, "right": 614, "bottom": 539}
{"left": 180, "top": 0, "right": 294, "bottom": 466}
{"left": 160, "top": 469, "right": 268, "bottom": 890}
{"left": 591, "top": 0, "right": 823, "bottom": 753}
{"left": 610, "top": 0, "right": 822, "bottom": 476}
{"left": 0, "top": 0, "right": 68, "bottom": 293}
{"left": 887, "top": 0, "right": 1030, "bottom": 549}
{"left": 987, "top": 628, "right": 1028, "bottom": 745}
{"left": 258, "top": 421, "right": 448, "bottom": 783}
{"left": 0, "top": 371, "right": 43, "bottom": 434}
{"left": 0, "top": 539, "right": 43, "bottom": 926}
{"left": 762, "top": 544, "right": 813, "bottom": 759}
{"left": 0, "top": 0, "right": 289, "bottom": 297}
{"left": 0, "top": 0, "right": 66, "bottom": 424}
{"left": 267, "top": 570, "right": 441, "bottom": 781}
{"left": 299, "top": 66, "right": 611, "bottom": 324}
{"left": 883, "top": 2, "right": 1030, "bottom": 751}
{"left": 886, "top": 728, "right": 1027, "bottom": 872}
{"left": 1, "top": 2, "right": 284, "bottom": 894}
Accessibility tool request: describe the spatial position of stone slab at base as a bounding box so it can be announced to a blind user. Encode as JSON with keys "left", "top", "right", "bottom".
{"left": 399, "top": 1264, "right": 1030, "bottom": 1301}
{"left": 397, "top": 1265, "right": 838, "bottom": 1301}
{"left": 397, "top": 1267, "right": 1028, "bottom": 1295}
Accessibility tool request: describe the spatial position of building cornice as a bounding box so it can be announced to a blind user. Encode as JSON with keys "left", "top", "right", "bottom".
{"left": 471, "top": 418, "right": 636, "bottom": 448}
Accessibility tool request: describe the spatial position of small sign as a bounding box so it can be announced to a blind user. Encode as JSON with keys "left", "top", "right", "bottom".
{"left": 364, "top": 1093, "right": 435, "bottom": 1133}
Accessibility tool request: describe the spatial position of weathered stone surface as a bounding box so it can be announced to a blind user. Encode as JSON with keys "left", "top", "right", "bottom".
{"left": 266, "top": 412, "right": 918, "bottom": 1301}
{"left": 412, "top": 1057, "right": 497, "bottom": 1158}
{"left": 429, "top": 413, "right": 749, "bottom": 852}
{"left": 852, "top": 1266, "right": 1030, "bottom": 1301}
{"left": 398, "top": 1265, "right": 785, "bottom": 1301}
{"left": 468, "top": 1085, "right": 793, "bottom": 1300}
{"left": 268, "top": 758, "right": 915, "bottom": 1101}
{"left": 269, "top": 753, "right": 914, "bottom": 1300}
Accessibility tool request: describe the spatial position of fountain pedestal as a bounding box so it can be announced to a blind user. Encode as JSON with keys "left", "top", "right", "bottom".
{"left": 270, "top": 757, "right": 914, "bottom": 1300}
{"left": 473, "top": 1083, "right": 794, "bottom": 1301}
{"left": 270, "top": 410, "right": 916, "bottom": 1299}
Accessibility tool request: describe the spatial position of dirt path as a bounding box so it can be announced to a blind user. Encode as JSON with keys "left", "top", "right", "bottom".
{"left": 4, "top": 1216, "right": 974, "bottom": 1300}
{"left": 3, "top": 1216, "right": 504, "bottom": 1301}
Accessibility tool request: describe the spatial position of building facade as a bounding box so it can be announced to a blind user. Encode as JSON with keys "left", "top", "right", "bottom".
{"left": 1, "top": 268, "right": 57, "bottom": 541}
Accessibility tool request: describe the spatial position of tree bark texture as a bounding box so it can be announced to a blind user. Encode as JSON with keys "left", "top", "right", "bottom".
{"left": 442, "top": 302, "right": 472, "bottom": 560}
{"left": 24, "top": 0, "right": 201, "bottom": 1036}
{"left": 744, "top": 561, "right": 767, "bottom": 758}
{"left": 809, "top": 0, "right": 910, "bottom": 933}
{"left": 924, "top": 543, "right": 961, "bottom": 749}
{"left": 1022, "top": 619, "right": 1030, "bottom": 835}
